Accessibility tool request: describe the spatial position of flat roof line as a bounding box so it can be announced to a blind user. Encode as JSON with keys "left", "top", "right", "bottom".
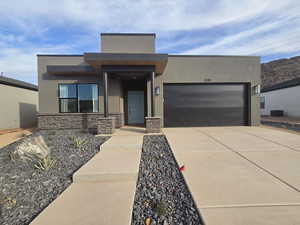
{"left": 37, "top": 54, "right": 83, "bottom": 57}
{"left": 101, "top": 33, "right": 156, "bottom": 37}
{"left": 168, "top": 54, "right": 260, "bottom": 58}
{"left": 0, "top": 76, "right": 38, "bottom": 91}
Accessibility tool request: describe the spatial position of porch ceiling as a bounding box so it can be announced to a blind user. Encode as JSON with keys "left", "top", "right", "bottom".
{"left": 84, "top": 53, "right": 168, "bottom": 74}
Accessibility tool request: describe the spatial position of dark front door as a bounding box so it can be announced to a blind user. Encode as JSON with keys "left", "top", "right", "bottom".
{"left": 127, "top": 90, "right": 145, "bottom": 124}
{"left": 164, "top": 83, "right": 248, "bottom": 127}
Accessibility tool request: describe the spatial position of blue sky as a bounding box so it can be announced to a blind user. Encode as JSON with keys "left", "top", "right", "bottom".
{"left": 0, "top": 0, "right": 300, "bottom": 84}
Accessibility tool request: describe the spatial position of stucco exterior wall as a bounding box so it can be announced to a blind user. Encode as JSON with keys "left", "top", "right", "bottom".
{"left": 159, "top": 56, "right": 261, "bottom": 126}
{"left": 261, "top": 85, "right": 300, "bottom": 117}
{"left": 0, "top": 84, "right": 38, "bottom": 129}
{"left": 101, "top": 34, "right": 155, "bottom": 53}
{"left": 38, "top": 55, "right": 122, "bottom": 114}
{"left": 38, "top": 54, "right": 261, "bottom": 127}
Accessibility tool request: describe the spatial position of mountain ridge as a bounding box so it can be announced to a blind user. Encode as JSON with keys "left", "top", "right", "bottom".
{"left": 261, "top": 56, "right": 300, "bottom": 88}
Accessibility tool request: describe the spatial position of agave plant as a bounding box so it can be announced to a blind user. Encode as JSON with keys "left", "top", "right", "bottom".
{"left": 73, "top": 137, "right": 87, "bottom": 149}
{"left": 34, "top": 156, "right": 56, "bottom": 171}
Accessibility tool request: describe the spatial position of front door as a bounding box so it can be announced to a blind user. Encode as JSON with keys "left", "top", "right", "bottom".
{"left": 127, "top": 91, "right": 145, "bottom": 124}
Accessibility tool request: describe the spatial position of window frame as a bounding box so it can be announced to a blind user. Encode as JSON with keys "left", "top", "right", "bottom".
{"left": 58, "top": 83, "right": 99, "bottom": 113}
{"left": 260, "top": 96, "right": 265, "bottom": 109}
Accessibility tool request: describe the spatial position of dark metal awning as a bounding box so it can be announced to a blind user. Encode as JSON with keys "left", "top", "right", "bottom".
{"left": 47, "top": 65, "right": 97, "bottom": 75}
{"left": 84, "top": 53, "right": 168, "bottom": 74}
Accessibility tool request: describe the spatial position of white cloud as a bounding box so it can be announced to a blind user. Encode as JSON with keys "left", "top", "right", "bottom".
{"left": 0, "top": 0, "right": 299, "bottom": 83}
{"left": 0, "top": 43, "right": 74, "bottom": 84}
{"left": 0, "top": 0, "right": 292, "bottom": 32}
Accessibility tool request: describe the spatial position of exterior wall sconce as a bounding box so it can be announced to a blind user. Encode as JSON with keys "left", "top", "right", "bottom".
{"left": 155, "top": 86, "right": 160, "bottom": 96}
{"left": 254, "top": 84, "right": 261, "bottom": 94}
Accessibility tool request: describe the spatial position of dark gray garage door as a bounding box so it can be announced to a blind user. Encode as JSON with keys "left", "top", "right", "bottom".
{"left": 164, "top": 84, "right": 248, "bottom": 127}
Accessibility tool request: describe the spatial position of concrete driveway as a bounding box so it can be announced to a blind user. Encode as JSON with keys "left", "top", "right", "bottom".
{"left": 163, "top": 126, "right": 300, "bottom": 225}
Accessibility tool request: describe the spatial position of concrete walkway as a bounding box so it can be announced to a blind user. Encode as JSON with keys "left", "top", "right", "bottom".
{"left": 30, "top": 127, "right": 144, "bottom": 225}
{"left": 164, "top": 126, "right": 300, "bottom": 225}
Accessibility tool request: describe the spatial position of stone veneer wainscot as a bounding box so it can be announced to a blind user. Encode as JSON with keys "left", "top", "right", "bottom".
{"left": 145, "top": 117, "right": 161, "bottom": 133}
{"left": 38, "top": 113, "right": 124, "bottom": 130}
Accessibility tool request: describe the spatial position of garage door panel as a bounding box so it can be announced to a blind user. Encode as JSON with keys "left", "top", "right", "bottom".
{"left": 164, "top": 84, "right": 248, "bottom": 127}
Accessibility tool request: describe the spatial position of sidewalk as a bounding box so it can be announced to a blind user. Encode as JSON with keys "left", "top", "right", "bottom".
{"left": 0, "top": 128, "right": 34, "bottom": 148}
{"left": 30, "top": 127, "right": 144, "bottom": 225}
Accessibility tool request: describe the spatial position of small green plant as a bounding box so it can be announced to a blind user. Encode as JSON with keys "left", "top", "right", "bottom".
{"left": 34, "top": 156, "right": 56, "bottom": 171}
{"left": 0, "top": 194, "right": 16, "bottom": 209}
{"left": 73, "top": 137, "right": 87, "bottom": 149}
{"left": 9, "top": 151, "right": 18, "bottom": 161}
{"left": 154, "top": 200, "right": 169, "bottom": 217}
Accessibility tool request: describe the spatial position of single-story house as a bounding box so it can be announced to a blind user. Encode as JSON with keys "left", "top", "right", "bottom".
{"left": 0, "top": 76, "right": 38, "bottom": 130}
{"left": 37, "top": 33, "right": 261, "bottom": 134}
{"left": 261, "top": 77, "right": 300, "bottom": 117}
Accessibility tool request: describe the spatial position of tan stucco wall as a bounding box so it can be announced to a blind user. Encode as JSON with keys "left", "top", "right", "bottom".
{"left": 38, "top": 56, "right": 122, "bottom": 114}
{"left": 38, "top": 54, "right": 260, "bottom": 126}
{"left": 101, "top": 35, "right": 155, "bottom": 53}
{"left": 158, "top": 56, "right": 261, "bottom": 126}
{"left": 0, "top": 84, "right": 38, "bottom": 129}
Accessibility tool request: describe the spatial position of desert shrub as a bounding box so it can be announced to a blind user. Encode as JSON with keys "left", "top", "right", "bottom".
{"left": 0, "top": 194, "right": 16, "bottom": 209}
{"left": 72, "top": 137, "right": 87, "bottom": 149}
{"left": 34, "top": 156, "right": 56, "bottom": 171}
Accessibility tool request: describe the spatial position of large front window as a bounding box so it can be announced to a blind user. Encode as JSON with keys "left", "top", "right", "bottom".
{"left": 59, "top": 84, "right": 98, "bottom": 113}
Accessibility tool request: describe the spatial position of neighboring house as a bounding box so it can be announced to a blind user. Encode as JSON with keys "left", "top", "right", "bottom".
{"left": 37, "top": 33, "right": 260, "bottom": 133}
{"left": 0, "top": 76, "right": 38, "bottom": 130}
{"left": 261, "top": 77, "right": 300, "bottom": 117}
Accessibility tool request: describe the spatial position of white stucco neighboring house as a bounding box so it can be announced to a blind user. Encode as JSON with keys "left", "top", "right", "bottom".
{"left": 261, "top": 77, "right": 300, "bottom": 117}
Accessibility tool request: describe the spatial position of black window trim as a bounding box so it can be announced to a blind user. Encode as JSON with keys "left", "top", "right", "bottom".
{"left": 58, "top": 83, "right": 99, "bottom": 113}
{"left": 260, "top": 96, "right": 265, "bottom": 109}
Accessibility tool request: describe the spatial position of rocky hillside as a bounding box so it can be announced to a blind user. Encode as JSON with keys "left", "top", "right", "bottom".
{"left": 261, "top": 56, "right": 300, "bottom": 88}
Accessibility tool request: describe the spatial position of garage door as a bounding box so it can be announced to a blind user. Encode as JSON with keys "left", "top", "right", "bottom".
{"left": 164, "top": 84, "right": 248, "bottom": 127}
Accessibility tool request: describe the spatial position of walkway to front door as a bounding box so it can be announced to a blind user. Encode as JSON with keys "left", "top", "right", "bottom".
{"left": 127, "top": 90, "right": 145, "bottom": 125}
{"left": 31, "top": 127, "right": 144, "bottom": 225}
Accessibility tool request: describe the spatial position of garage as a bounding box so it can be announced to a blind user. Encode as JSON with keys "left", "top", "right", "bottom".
{"left": 163, "top": 83, "right": 249, "bottom": 127}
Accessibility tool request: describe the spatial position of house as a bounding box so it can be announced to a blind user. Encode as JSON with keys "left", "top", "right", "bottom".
{"left": 261, "top": 77, "right": 300, "bottom": 117}
{"left": 37, "top": 33, "right": 261, "bottom": 134}
{"left": 0, "top": 76, "right": 38, "bottom": 130}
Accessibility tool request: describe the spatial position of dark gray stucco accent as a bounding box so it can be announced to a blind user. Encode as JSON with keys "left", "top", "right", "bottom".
{"left": 47, "top": 65, "right": 96, "bottom": 74}
{"left": 0, "top": 76, "right": 38, "bottom": 91}
{"left": 84, "top": 52, "right": 168, "bottom": 62}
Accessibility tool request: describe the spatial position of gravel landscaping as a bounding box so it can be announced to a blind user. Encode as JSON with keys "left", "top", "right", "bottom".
{"left": 262, "top": 120, "right": 300, "bottom": 133}
{"left": 132, "top": 135, "right": 204, "bottom": 225}
{"left": 0, "top": 130, "right": 109, "bottom": 225}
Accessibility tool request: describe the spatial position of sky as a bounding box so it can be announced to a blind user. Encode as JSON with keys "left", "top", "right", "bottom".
{"left": 0, "top": 0, "right": 300, "bottom": 84}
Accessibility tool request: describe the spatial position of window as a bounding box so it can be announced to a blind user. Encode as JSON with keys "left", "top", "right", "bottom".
{"left": 260, "top": 96, "right": 265, "bottom": 109}
{"left": 59, "top": 84, "right": 98, "bottom": 113}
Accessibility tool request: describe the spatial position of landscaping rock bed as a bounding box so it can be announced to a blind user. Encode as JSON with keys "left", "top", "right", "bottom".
{"left": 262, "top": 120, "right": 300, "bottom": 133}
{"left": 132, "top": 135, "right": 204, "bottom": 225}
{"left": 0, "top": 130, "right": 109, "bottom": 225}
